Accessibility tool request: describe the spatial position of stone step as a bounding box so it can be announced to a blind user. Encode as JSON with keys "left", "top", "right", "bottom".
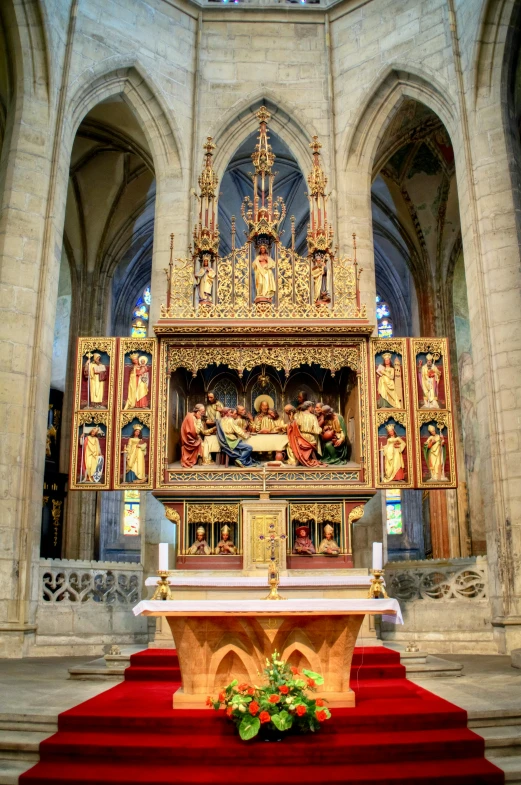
{"left": 486, "top": 755, "right": 521, "bottom": 783}
{"left": 405, "top": 655, "right": 463, "bottom": 678}
{"left": 0, "top": 731, "right": 49, "bottom": 762}
{"left": 469, "top": 710, "right": 521, "bottom": 729}
{"left": 0, "top": 759, "right": 35, "bottom": 785}
{"left": 478, "top": 725, "right": 521, "bottom": 756}
{"left": 0, "top": 717, "right": 56, "bottom": 735}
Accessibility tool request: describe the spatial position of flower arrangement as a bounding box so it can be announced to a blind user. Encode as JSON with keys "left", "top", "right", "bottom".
{"left": 207, "top": 651, "right": 331, "bottom": 741}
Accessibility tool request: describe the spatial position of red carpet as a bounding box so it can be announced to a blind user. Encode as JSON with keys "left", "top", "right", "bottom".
{"left": 20, "top": 647, "right": 504, "bottom": 784}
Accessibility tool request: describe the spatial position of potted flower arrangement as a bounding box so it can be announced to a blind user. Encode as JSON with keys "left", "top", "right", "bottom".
{"left": 207, "top": 651, "right": 331, "bottom": 741}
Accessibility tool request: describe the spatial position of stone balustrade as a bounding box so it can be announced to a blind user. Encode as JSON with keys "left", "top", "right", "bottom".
{"left": 40, "top": 559, "right": 142, "bottom": 605}
{"left": 385, "top": 557, "right": 488, "bottom": 602}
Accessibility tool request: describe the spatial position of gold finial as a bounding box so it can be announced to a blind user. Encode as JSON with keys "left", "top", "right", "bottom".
{"left": 203, "top": 136, "right": 216, "bottom": 156}
{"left": 310, "top": 135, "right": 322, "bottom": 155}
{"left": 256, "top": 105, "right": 271, "bottom": 124}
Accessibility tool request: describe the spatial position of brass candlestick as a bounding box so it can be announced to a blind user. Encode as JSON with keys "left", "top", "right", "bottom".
{"left": 367, "top": 569, "right": 388, "bottom": 599}
{"left": 152, "top": 570, "right": 174, "bottom": 601}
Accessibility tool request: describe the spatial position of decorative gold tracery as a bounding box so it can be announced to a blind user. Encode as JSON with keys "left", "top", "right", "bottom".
{"left": 186, "top": 503, "right": 239, "bottom": 525}
{"left": 291, "top": 502, "right": 342, "bottom": 525}
{"left": 376, "top": 410, "right": 408, "bottom": 427}
{"left": 167, "top": 345, "right": 360, "bottom": 378}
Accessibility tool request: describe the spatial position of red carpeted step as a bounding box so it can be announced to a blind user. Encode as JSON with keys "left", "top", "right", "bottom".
{"left": 351, "top": 646, "right": 401, "bottom": 664}
{"left": 124, "top": 666, "right": 182, "bottom": 681}
{"left": 350, "top": 662, "right": 406, "bottom": 679}
{"left": 39, "top": 726, "right": 485, "bottom": 766}
{"left": 19, "top": 757, "right": 504, "bottom": 784}
{"left": 129, "top": 649, "right": 179, "bottom": 668}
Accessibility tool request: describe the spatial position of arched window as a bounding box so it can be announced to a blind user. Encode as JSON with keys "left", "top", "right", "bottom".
{"left": 212, "top": 378, "right": 238, "bottom": 409}
{"left": 376, "top": 295, "right": 393, "bottom": 338}
{"left": 385, "top": 489, "right": 403, "bottom": 535}
{"left": 131, "top": 285, "right": 151, "bottom": 337}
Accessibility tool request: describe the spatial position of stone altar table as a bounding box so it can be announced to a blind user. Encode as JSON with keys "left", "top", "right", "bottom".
{"left": 133, "top": 598, "right": 402, "bottom": 709}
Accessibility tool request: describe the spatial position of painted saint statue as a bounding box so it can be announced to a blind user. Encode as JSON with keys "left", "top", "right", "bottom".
{"left": 123, "top": 424, "right": 147, "bottom": 483}
{"left": 423, "top": 424, "right": 447, "bottom": 482}
{"left": 124, "top": 354, "right": 150, "bottom": 410}
{"left": 188, "top": 526, "right": 211, "bottom": 555}
{"left": 214, "top": 525, "right": 237, "bottom": 555}
{"left": 419, "top": 353, "right": 441, "bottom": 409}
{"left": 81, "top": 425, "right": 103, "bottom": 483}
{"left": 311, "top": 252, "right": 331, "bottom": 304}
{"left": 252, "top": 244, "right": 276, "bottom": 302}
{"left": 376, "top": 353, "right": 402, "bottom": 409}
{"left": 194, "top": 254, "right": 216, "bottom": 304}
{"left": 318, "top": 524, "right": 340, "bottom": 556}
{"left": 293, "top": 525, "right": 316, "bottom": 555}
{"left": 83, "top": 353, "right": 106, "bottom": 407}
{"left": 380, "top": 423, "right": 406, "bottom": 483}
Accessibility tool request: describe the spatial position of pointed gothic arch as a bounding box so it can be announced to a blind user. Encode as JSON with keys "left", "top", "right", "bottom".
{"left": 211, "top": 91, "right": 319, "bottom": 181}
{"left": 66, "top": 59, "right": 185, "bottom": 178}
{"left": 342, "top": 65, "right": 458, "bottom": 176}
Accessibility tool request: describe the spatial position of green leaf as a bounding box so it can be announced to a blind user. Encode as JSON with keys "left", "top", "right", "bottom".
{"left": 302, "top": 669, "right": 324, "bottom": 686}
{"left": 231, "top": 693, "right": 252, "bottom": 705}
{"left": 229, "top": 679, "right": 238, "bottom": 688}
{"left": 271, "top": 710, "right": 294, "bottom": 732}
{"left": 239, "top": 716, "right": 260, "bottom": 741}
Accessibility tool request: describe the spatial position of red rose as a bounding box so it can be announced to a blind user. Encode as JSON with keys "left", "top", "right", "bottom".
{"left": 260, "top": 711, "right": 271, "bottom": 724}
{"left": 268, "top": 694, "right": 280, "bottom": 704}
{"left": 316, "top": 699, "right": 325, "bottom": 707}
{"left": 218, "top": 692, "right": 226, "bottom": 703}
{"left": 247, "top": 687, "right": 255, "bottom": 696}
{"left": 238, "top": 683, "right": 248, "bottom": 693}
{"left": 316, "top": 709, "right": 328, "bottom": 722}
{"left": 226, "top": 706, "right": 233, "bottom": 717}
{"left": 249, "top": 701, "right": 259, "bottom": 716}
{"left": 291, "top": 667, "right": 299, "bottom": 675}
{"left": 296, "top": 704, "right": 307, "bottom": 716}
{"left": 206, "top": 696, "right": 213, "bottom": 707}
{"left": 307, "top": 678, "right": 316, "bottom": 688}
{"left": 279, "top": 685, "right": 289, "bottom": 695}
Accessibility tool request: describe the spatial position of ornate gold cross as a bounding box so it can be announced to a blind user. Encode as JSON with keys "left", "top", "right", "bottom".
{"left": 259, "top": 520, "right": 286, "bottom": 600}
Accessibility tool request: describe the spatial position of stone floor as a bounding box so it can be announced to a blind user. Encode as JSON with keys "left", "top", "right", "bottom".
{"left": 0, "top": 653, "right": 520, "bottom": 783}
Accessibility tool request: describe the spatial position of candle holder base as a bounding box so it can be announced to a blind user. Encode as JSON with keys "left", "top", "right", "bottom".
{"left": 367, "top": 569, "right": 388, "bottom": 599}
{"left": 152, "top": 570, "right": 174, "bottom": 601}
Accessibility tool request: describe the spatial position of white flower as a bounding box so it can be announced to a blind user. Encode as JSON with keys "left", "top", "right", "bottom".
{"left": 286, "top": 697, "right": 293, "bottom": 704}
{"left": 238, "top": 704, "right": 246, "bottom": 713}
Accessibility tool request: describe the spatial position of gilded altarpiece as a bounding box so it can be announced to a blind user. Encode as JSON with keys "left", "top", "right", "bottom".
{"left": 114, "top": 338, "right": 157, "bottom": 491}
{"left": 410, "top": 338, "right": 457, "bottom": 489}
{"left": 70, "top": 338, "right": 116, "bottom": 490}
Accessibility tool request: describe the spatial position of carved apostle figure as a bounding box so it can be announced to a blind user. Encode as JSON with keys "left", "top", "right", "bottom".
{"left": 293, "top": 525, "right": 316, "bottom": 556}
{"left": 188, "top": 526, "right": 211, "bottom": 555}
{"left": 214, "top": 525, "right": 237, "bottom": 555}
{"left": 376, "top": 353, "right": 402, "bottom": 409}
{"left": 83, "top": 353, "right": 106, "bottom": 407}
{"left": 205, "top": 391, "right": 224, "bottom": 425}
{"left": 420, "top": 353, "right": 441, "bottom": 409}
{"left": 123, "top": 424, "right": 147, "bottom": 483}
{"left": 180, "top": 404, "right": 215, "bottom": 468}
{"left": 254, "top": 400, "right": 273, "bottom": 433}
{"left": 318, "top": 524, "right": 340, "bottom": 556}
{"left": 424, "top": 424, "right": 446, "bottom": 482}
{"left": 311, "top": 251, "right": 331, "bottom": 304}
{"left": 381, "top": 423, "right": 406, "bottom": 483}
{"left": 252, "top": 244, "right": 276, "bottom": 302}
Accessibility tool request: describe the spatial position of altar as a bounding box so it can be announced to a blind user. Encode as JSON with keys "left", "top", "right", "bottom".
{"left": 134, "top": 598, "right": 402, "bottom": 709}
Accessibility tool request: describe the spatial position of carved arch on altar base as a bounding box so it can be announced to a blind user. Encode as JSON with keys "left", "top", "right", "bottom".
{"left": 208, "top": 642, "right": 258, "bottom": 691}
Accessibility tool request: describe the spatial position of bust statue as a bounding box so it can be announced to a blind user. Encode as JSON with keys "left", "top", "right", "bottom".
{"left": 188, "top": 526, "right": 211, "bottom": 555}
{"left": 214, "top": 525, "right": 237, "bottom": 555}
{"left": 318, "top": 523, "right": 340, "bottom": 556}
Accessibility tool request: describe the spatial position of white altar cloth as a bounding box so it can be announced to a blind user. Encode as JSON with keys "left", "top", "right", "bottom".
{"left": 145, "top": 574, "right": 373, "bottom": 588}
{"left": 134, "top": 598, "right": 403, "bottom": 625}
{"left": 204, "top": 433, "right": 288, "bottom": 453}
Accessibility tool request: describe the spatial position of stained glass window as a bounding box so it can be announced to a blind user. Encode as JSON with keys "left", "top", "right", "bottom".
{"left": 131, "top": 286, "right": 151, "bottom": 337}
{"left": 376, "top": 296, "right": 393, "bottom": 338}
{"left": 124, "top": 489, "right": 140, "bottom": 536}
{"left": 385, "top": 488, "right": 403, "bottom": 535}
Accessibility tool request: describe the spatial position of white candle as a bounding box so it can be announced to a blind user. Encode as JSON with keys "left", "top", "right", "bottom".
{"left": 158, "top": 542, "right": 169, "bottom": 572}
{"left": 372, "top": 542, "right": 383, "bottom": 571}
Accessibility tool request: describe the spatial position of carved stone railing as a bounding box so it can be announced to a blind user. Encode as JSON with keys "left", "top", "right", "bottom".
{"left": 385, "top": 556, "right": 488, "bottom": 602}
{"left": 40, "top": 559, "right": 142, "bottom": 605}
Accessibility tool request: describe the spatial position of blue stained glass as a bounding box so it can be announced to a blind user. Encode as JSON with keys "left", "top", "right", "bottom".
{"left": 376, "top": 302, "right": 390, "bottom": 319}
{"left": 144, "top": 287, "right": 151, "bottom": 306}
